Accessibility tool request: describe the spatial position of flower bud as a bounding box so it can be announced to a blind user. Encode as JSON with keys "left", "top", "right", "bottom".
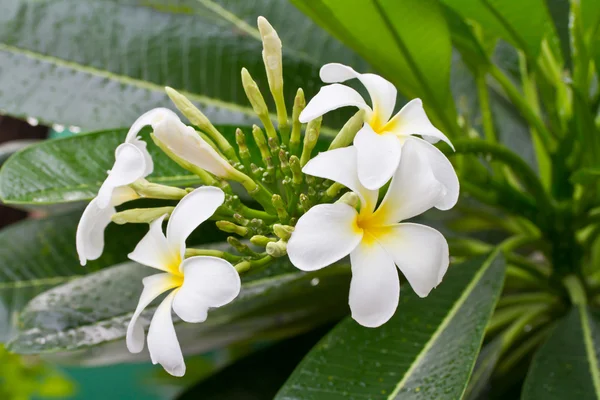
{"left": 266, "top": 240, "right": 287, "bottom": 258}
{"left": 273, "top": 224, "right": 294, "bottom": 241}
{"left": 111, "top": 206, "right": 174, "bottom": 225}
{"left": 250, "top": 235, "right": 275, "bottom": 247}
{"left": 217, "top": 221, "right": 249, "bottom": 236}
{"left": 328, "top": 109, "right": 366, "bottom": 150}
{"left": 300, "top": 116, "right": 322, "bottom": 167}
{"left": 336, "top": 192, "right": 360, "bottom": 209}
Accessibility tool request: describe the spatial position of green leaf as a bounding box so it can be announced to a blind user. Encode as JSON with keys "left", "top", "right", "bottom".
{"left": 442, "top": 0, "right": 555, "bottom": 60}
{"left": 464, "top": 338, "right": 503, "bottom": 400}
{"left": 7, "top": 254, "right": 351, "bottom": 363}
{"left": 441, "top": 4, "right": 490, "bottom": 71}
{"left": 522, "top": 306, "right": 600, "bottom": 399}
{"left": 276, "top": 251, "right": 506, "bottom": 400}
{"left": 0, "top": 125, "right": 329, "bottom": 205}
{"left": 0, "top": 208, "right": 225, "bottom": 342}
{"left": 0, "top": 0, "right": 363, "bottom": 131}
{"left": 290, "top": 0, "right": 456, "bottom": 134}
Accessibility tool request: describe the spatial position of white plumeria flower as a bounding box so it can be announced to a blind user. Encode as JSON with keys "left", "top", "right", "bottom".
{"left": 126, "top": 186, "right": 241, "bottom": 376}
{"left": 300, "top": 63, "right": 458, "bottom": 199}
{"left": 287, "top": 139, "right": 451, "bottom": 328}
{"left": 76, "top": 109, "right": 165, "bottom": 265}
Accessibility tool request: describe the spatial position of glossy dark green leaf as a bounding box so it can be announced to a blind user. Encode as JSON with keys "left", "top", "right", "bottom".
{"left": 276, "top": 251, "right": 506, "bottom": 400}
{"left": 0, "top": 208, "right": 225, "bottom": 342}
{"left": 290, "top": 0, "right": 456, "bottom": 133}
{"left": 522, "top": 306, "right": 600, "bottom": 399}
{"left": 0, "top": 0, "right": 364, "bottom": 131}
{"left": 464, "top": 338, "right": 503, "bottom": 400}
{"left": 441, "top": 0, "right": 556, "bottom": 60}
{"left": 7, "top": 256, "right": 350, "bottom": 364}
{"left": 0, "top": 125, "right": 329, "bottom": 205}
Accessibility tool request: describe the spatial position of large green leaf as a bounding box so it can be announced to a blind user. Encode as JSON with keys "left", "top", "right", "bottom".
{"left": 0, "top": 208, "right": 225, "bottom": 342}
{"left": 7, "top": 256, "right": 351, "bottom": 365}
{"left": 290, "top": 0, "right": 456, "bottom": 133}
{"left": 522, "top": 306, "right": 600, "bottom": 399}
{"left": 0, "top": 125, "right": 329, "bottom": 205}
{"left": 276, "top": 251, "right": 506, "bottom": 400}
{"left": 442, "top": 0, "right": 556, "bottom": 60}
{"left": 0, "top": 0, "right": 363, "bottom": 131}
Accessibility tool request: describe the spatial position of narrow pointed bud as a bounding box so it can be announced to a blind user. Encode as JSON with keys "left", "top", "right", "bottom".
{"left": 165, "top": 86, "right": 238, "bottom": 162}
{"left": 271, "top": 194, "right": 289, "bottom": 222}
{"left": 324, "top": 182, "right": 344, "bottom": 200}
{"left": 217, "top": 221, "right": 249, "bottom": 236}
{"left": 336, "top": 192, "right": 360, "bottom": 209}
{"left": 279, "top": 150, "right": 291, "bottom": 177}
{"left": 227, "top": 236, "right": 258, "bottom": 256}
{"left": 252, "top": 125, "right": 271, "bottom": 162}
{"left": 235, "top": 260, "right": 251, "bottom": 273}
{"left": 290, "top": 88, "right": 305, "bottom": 155}
{"left": 111, "top": 206, "right": 174, "bottom": 225}
{"left": 233, "top": 213, "right": 250, "bottom": 226}
{"left": 250, "top": 235, "right": 275, "bottom": 247}
{"left": 250, "top": 163, "right": 262, "bottom": 180}
{"left": 129, "top": 179, "right": 188, "bottom": 200}
{"left": 266, "top": 240, "right": 287, "bottom": 257}
{"left": 257, "top": 17, "right": 289, "bottom": 144}
{"left": 300, "top": 116, "right": 322, "bottom": 166}
{"left": 299, "top": 193, "right": 312, "bottom": 212}
{"left": 241, "top": 68, "right": 279, "bottom": 143}
{"left": 328, "top": 109, "right": 366, "bottom": 150}
{"left": 235, "top": 128, "right": 252, "bottom": 173}
{"left": 273, "top": 224, "right": 294, "bottom": 241}
{"left": 289, "top": 155, "right": 303, "bottom": 186}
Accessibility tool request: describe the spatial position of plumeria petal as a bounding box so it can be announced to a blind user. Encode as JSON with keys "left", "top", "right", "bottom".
{"left": 349, "top": 240, "right": 400, "bottom": 328}
{"left": 76, "top": 198, "right": 115, "bottom": 266}
{"left": 376, "top": 223, "right": 449, "bottom": 298}
{"left": 126, "top": 273, "right": 180, "bottom": 353}
{"left": 386, "top": 99, "right": 454, "bottom": 149}
{"left": 172, "top": 256, "right": 241, "bottom": 323}
{"left": 299, "top": 84, "right": 371, "bottom": 123}
{"left": 147, "top": 291, "right": 186, "bottom": 377}
{"left": 166, "top": 187, "right": 225, "bottom": 261}
{"left": 152, "top": 113, "right": 236, "bottom": 178}
{"left": 288, "top": 203, "right": 363, "bottom": 271}
{"left": 96, "top": 143, "right": 146, "bottom": 209}
{"left": 302, "top": 146, "right": 378, "bottom": 213}
{"left": 130, "top": 139, "right": 154, "bottom": 177}
{"left": 320, "top": 63, "right": 397, "bottom": 123}
{"left": 125, "top": 107, "right": 178, "bottom": 143}
{"left": 410, "top": 137, "right": 459, "bottom": 210}
{"left": 128, "top": 215, "right": 179, "bottom": 273}
{"left": 372, "top": 139, "right": 445, "bottom": 224}
{"left": 354, "top": 124, "right": 402, "bottom": 190}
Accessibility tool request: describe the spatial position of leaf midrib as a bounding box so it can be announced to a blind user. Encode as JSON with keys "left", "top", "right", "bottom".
{"left": 388, "top": 250, "right": 500, "bottom": 399}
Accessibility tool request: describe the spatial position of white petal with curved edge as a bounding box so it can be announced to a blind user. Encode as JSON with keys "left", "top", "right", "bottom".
{"left": 130, "top": 139, "right": 154, "bottom": 177}
{"left": 299, "top": 83, "right": 371, "bottom": 123}
{"left": 96, "top": 143, "right": 146, "bottom": 209}
{"left": 153, "top": 115, "right": 235, "bottom": 178}
{"left": 354, "top": 124, "right": 402, "bottom": 190}
{"left": 302, "top": 146, "right": 378, "bottom": 213}
{"left": 76, "top": 198, "right": 115, "bottom": 266}
{"left": 320, "top": 63, "right": 397, "bottom": 123}
{"left": 349, "top": 239, "right": 400, "bottom": 327}
{"left": 166, "top": 187, "right": 225, "bottom": 261}
{"left": 410, "top": 137, "right": 459, "bottom": 210}
{"left": 126, "top": 273, "right": 180, "bottom": 353}
{"left": 128, "top": 215, "right": 179, "bottom": 273}
{"left": 110, "top": 186, "right": 139, "bottom": 207}
{"left": 376, "top": 223, "right": 449, "bottom": 298}
{"left": 147, "top": 291, "right": 186, "bottom": 377}
{"left": 173, "top": 256, "right": 241, "bottom": 323}
{"left": 387, "top": 99, "right": 454, "bottom": 149}
{"left": 288, "top": 203, "right": 363, "bottom": 271}
{"left": 372, "top": 139, "right": 445, "bottom": 224}
{"left": 125, "top": 107, "right": 179, "bottom": 143}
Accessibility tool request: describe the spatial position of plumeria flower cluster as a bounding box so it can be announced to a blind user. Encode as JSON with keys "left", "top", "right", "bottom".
{"left": 75, "top": 16, "right": 457, "bottom": 376}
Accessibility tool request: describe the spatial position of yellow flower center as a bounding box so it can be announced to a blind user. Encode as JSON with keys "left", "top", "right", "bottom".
{"left": 354, "top": 212, "right": 392, "bottom": 246}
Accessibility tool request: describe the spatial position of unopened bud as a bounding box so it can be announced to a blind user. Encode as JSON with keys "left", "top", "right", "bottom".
{"left": 290, "top": 88, "right": 306, "bottom": 155}
{"left": 217, "top": 221, "right": 248, "bottom": 236}
{"left": 272, "top": 194, "right": 289, "bottom": 222}
{"left": 266, "top": 240, "right": 287, "bottom": 258}
{"left": 273, "top": 224, "right": 294, "bottom": 241}
{"left": 250, "top": 235, "right": 275, "bottom": 247}
{"left": 236, "top": 129, "right": 252, "bottom": 171}
{"left": 289, "top": 155, "right": 303, "bottom": 186}
{"left": 112, "top": 207, "right": 174, "bottom": 225}
{"left": 227, "top": 236, "right": 257, "bottom": 256}
{"left": 299, "top": 193, "right": 312, "bottom": 212}
{"left": 300, "top": 116, "right": 322, "bottom": 166}
{"left": 328, "top": 109, "right": 366, "bottom": 150}
{"left": 337, "top": 192, "right": 360, "bottom": 209}
{"left": 130, "top": 179, "right": 187, "bottom": 200}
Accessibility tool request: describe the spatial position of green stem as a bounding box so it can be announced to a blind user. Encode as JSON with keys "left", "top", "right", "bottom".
{"left": 475, "top": 71, "right": 497, "bottom": 143}
{"left": 185, "top": 249, "right": 242, "bottom": 263}
{"left": 489, "top": 64, "right": 556, "bottom": 153}
{"left": 497, "top": 292, "right": 558, "bottom": 308}
{"left": 563, "top": 275, "right": 587, "bottom": 305}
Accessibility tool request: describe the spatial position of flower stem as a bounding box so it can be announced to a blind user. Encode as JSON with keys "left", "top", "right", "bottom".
{"left": 185, "top": 249, "right": 242, "bottom": 263}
